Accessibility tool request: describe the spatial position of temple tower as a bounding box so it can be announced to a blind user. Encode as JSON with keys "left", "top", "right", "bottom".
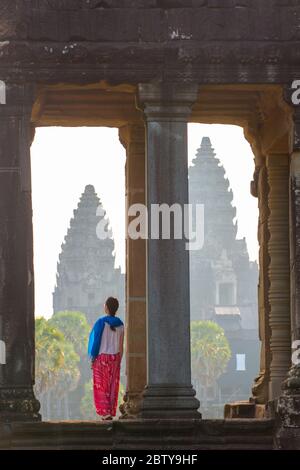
{"left": 189, "top": 137, "right": 260, "bottom": 411}
{"left": 53, "top": 185, "right": 124, "bottom": 325}
{"left": 189, "top": 137, "right": 258, "bottom": 322}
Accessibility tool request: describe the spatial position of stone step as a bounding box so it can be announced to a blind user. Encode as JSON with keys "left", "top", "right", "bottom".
{"left": 0, "top": 419, "right": 275, "bottom": 450}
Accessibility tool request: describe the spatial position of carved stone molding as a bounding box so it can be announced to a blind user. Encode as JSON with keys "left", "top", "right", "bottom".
{"left": 280, "top": 154, "right": 300, "bottom": 401}
{"left": 2, "top": 41, "right": 300, "bottom": 86}
{"left": 251, "top": 164, "right": 271, "bottom": 404}
{"left": 267, "top": 153, "right": 290, "bottom": 401}
{"left": 272, "top": 106, "right": 300, "bottom": 447}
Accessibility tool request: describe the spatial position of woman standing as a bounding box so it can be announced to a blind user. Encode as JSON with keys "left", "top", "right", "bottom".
{"left": 88, "top": 297, "right": 124, "bottom": 420}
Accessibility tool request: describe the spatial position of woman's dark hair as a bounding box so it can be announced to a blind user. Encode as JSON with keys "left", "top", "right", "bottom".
{"left": 105, "top": 297, "right": 119, "bottom": 331}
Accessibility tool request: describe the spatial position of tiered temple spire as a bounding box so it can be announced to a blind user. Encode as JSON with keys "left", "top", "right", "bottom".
{"left": 189, "top": 137, "right": 259, "bottom": 412}
{"left": 53, "top": 185, "right": 124, "bottom": 325}
{"left": 189, "top": 136, "right": 237, "bottom": 253}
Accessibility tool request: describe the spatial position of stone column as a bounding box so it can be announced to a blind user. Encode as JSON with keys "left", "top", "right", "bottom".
{"left": 225, "top": 159, "right": 272, "bottom": 418}
{"left": 137, "top": 82, "right": 201, "bottom": 419}
{"left": 266, "top": 152, "right": 291, "bottom": 401}
{"left": 0, "top": 82, "right": 40, "bottom": 421}
{"left": 119, "top": 124, "right": 147, "bottom": 418}
{"left": 276, "top": 108, "right": 300, "bottom": 448}
{"left": 251, "top": 163, "right": 271, "bottom": 405}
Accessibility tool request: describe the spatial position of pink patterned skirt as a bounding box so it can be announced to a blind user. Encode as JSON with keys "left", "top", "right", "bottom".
{"left": 92, "top": 353, "right": 121, "bottom": 417}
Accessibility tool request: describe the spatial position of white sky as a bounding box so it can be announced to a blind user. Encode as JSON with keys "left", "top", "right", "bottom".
{"left": 31, "top": 124, "right": 259, "bottom": 318}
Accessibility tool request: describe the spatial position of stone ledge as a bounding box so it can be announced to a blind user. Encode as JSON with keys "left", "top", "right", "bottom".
{"left": 224, "top": 401, "right": 266, "bottom": 419}
{"left": 0, "top": 419, "right": 275, "bottom": 450}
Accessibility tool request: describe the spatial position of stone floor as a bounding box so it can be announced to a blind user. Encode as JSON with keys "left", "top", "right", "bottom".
{"left": 0, "top": 419, "right": 275, "bottom": 450}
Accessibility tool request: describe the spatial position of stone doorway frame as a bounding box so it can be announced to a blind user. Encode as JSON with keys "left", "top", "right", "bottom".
{"left": 0, "top": 81, "right": 297, "bottom": 423}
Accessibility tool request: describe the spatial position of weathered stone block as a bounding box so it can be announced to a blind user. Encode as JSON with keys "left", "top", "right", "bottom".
{"left": 28, "top": 8, "right": 164, "bottom": 42}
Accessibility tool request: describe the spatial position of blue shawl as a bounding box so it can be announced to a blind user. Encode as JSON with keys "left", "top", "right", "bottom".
{"left": 88, "top": 315, "right": 124, "bottom": 360}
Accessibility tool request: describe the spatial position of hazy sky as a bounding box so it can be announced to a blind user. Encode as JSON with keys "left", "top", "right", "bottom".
{"left": 31, "top": 124, "right": 258, "bottom": 318}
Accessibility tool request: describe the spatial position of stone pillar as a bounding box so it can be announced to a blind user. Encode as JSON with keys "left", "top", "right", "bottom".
{"left": 137, "top": 82, "right": 201, "bottom": 419}
{"left": 119, "top": 124, "right": 147, "bottom": 418}
{"left": 0, "top": 82, "right": 40, "bottom": 421}
{"left": 266, "top": 152, "right": 291, "bottom": 401}
{"left": 224, "top": 161, "right": 272, "bottom": 419}
{"left": 251, "top": 163, "right": 271, "bottom": 405}
{"left": 276, "top": 108, "right": 300, "bottom": 448}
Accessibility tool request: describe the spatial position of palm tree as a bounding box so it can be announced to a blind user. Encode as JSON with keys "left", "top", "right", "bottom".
{"left": 35, "top": 316, "right": 80, "bottom": 419}
{"left": 191, "top": 320, "right": 231, "bottom": 404}
{"left": 49, "top": 310, "right": 90, "bottom": 357}
{"left": 49, "top": 310, "right": 90, "bottom": 418}
{"left": 35, "top": 317, "right": 66, "bottom": 397}
{"left": 51, "top": 340, "right": 80, "bottom": 419}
